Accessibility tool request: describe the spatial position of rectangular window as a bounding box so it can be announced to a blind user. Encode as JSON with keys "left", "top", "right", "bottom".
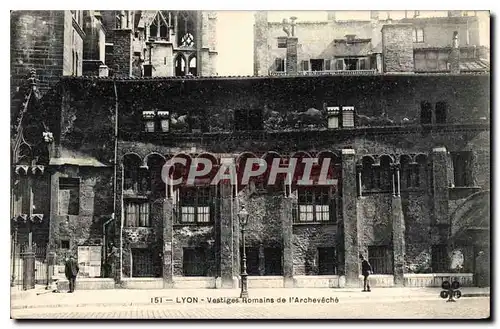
{"left": 301, "top": 60, "right": 309, "bottom": 71}
{"left": 61, "top": 240, "right": 70, "bottom": 249}
{"left": 435, "top": 101, "right": 447, "bottom": 124}
{"left": 297, "top": 187, "right": 334, "bottom": 222}
{"left": 58, "top": 177, "right": 80, "bottom": 216}
{"left": 125, "top": 201, "right": 150, "bottom": 227}
{"left": 368, "top": 245, "right": 393, "bottom": 274}
{"left": 344, "top": 59, "right": 358, "bottom": 70}
{"left": 335, "top": 58, "right": 344, "bottom": 70}
{"left": 451, "top": 151, "right": 474, "bottom": 187}
{"left": 183, "top": 248, "right": 207, "bottom": 276}
{"left": 179, "top": 187, "right": 212, "bottom": 223}
{"left": 234, "top": 109, "right": 263, "bottom": 131}
{"left": 310, "top": 59, "right": 324, "bottom": 71}
{"left": 264, "top": 247, "right": 282, "bottom": 275}
{"left": 413, "top": 28, "right": 424, "bottom": 43}
{"left": 277, "top": 37, "right": 287, "bottom": 48}
{"left": 275, "top": 58, "right": 285, "bottom": 72}
{"left": 431, "top": 244, "right": 448, "bottom": 272}
{"left": 342, "top": 106, "right": 355, "bottom": 127}
{"left": 359, "top": 58, "right": 367, "bottom": 70}
{"left": 324, "top": 59, "right": 332, "bottom": 71}
{"left": 318, "top": 247, "right": 336, "bottom": 275}
{"left": 420, "top": 101, "right": 432, "bottom": 124}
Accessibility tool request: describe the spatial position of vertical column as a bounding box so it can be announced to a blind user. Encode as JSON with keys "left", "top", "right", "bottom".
{"left": 162, "top": 198, "right": 174, "bottom": 288}
{"left": 219, "top": 158, "right": 235, "bottom": 288}
{"left": 112, "top": 29, "right": 133, "bottom": 77}
{"left": 432, "top": 147, "right": 450, "bottom": 225}
{"left": 285, "top": 37, "right": 298, "bottom": 74}
{"left": 341, "top": 149, "right": 360, "bottom": 287}
{"left": 392, "top": 164, "right": 405, "bottom": 286}
{"left": 281, "top": 197, "right": 294, "bottom": 287}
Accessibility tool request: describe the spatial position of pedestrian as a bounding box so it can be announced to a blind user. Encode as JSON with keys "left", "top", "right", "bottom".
{"left": 360, "top": 254, "right": 372, "bottom": 292}
{"left": 64, "top": 255, "right": 79, "bottom": 293}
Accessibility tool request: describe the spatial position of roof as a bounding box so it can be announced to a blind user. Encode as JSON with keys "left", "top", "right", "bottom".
{"left": 333, "top": 39, "right": 373, "bottom": 56}
{"left": 460, "top": 58, "right": 490, "bottom": 72}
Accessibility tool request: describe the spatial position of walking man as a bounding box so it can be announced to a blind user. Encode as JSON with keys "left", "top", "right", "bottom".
{"left": 64, "top": 255, "right": 79, "bottom": 293}
{"left": 360, "top": 254, "right": 372, "bottom": 292}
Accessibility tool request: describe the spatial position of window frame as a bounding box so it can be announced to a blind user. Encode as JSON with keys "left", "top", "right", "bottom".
{"left": 431, "top": 244, "right": 448, "bottom": 272}
{"left": 368, "top": 245, "right": 393, "bottom": 275}
{"left": 125, "top": 199, "right": 151, "bottom": 227}
{"left": 178, "top": 186, "right": 214, "bottom": 224}
{"left": 318, "top": 247, "right": 337, "bottom": 275}
{"left": 183, "top": 247, "right": 208, "bottom": 276}
{"left": 413, "top": 28, "right": 424, "bottom": 43}
{"left": 451, "top": 151, "right": 474, "bottom": 187}
{"left": 295, "top": 186, "right": 336, "bottom": 223}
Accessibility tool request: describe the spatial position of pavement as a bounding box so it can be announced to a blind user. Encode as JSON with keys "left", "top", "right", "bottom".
{"left": 10, "top": 286, "right": 490, "bottom": 311}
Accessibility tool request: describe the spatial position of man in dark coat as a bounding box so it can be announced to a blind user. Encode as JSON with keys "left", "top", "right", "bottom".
{"left": 360, "top": 254, "right": 372, "bottom": 292}
{"left": 64, "top": 256, "right": 79, "bottom": 293}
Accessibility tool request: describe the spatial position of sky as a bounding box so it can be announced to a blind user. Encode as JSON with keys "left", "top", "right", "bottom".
{"left": 215, "top": 10, "right": 490, "bottom": 76}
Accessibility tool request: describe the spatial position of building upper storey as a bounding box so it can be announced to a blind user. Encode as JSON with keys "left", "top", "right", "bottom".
{"left": 254, "top": 10, "right": 489, "bottom": 76}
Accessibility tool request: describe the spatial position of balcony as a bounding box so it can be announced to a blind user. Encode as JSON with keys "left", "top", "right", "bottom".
{"left": 269, "top": 70, "right": 378, "bottom": 76}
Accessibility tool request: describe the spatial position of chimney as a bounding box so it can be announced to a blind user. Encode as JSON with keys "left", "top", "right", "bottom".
{"left": 286, "top": 37, "right": 298, "bottom": 75}
{"left": 113, "top": 10, "right": 133, "bottom": 77}
{"left": 327, "top": 11, "right": 336, "bottom": 21}
{"left": 449, "top": 31, "right": 460, "bottom": 74}
{"left": 381, "top": 23, "right": 414, "bottom": 73}
{"left": 370, "top": 11, "right": 379, "bottom": 21}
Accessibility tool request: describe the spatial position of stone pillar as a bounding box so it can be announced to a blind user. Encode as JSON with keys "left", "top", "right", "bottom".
{"left": 342, "top": 149, "right": 360, "bottom": 287}
{"left": 254, "top": 11, "right": 269, "bottom": 76}
{"left": 46, "top": 251, "right": 57, "bottom": 289}
{"left": 22, "top": 251, "right": 35, "bottom": 290}
{"left": 112, "top": 29, "right": 133, "bottom": 77}
{"left": 163, "top": 198, "right": 174, "bottom": 288}
{"left": 381, "top": 24, "right": 414, "bottom": 73}
{"left": 219, "top": 162, "right": 235, "bottom": 288}
{"left": 286, "top": 37, "right": 298, "bottom": 75}
{"left": 392, "top": 165, "right": 405, "bottom": 286}
{"left": 432, "top": 147, "right": 450, "bottom": 225}
{"left": 281, "top": 197, "right": 294, "bottom": 287}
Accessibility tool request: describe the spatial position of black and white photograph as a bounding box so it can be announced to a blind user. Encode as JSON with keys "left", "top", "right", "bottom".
{"left": 8, "top": 5, "right": 491, "bottom": 320}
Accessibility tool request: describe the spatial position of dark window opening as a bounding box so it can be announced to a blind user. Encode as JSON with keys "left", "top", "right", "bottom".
{"left": 451, "top": 151, "right": 474, "bottom": 187}
{"left": 58, "top": 178, "right": 80, "bottom": 216}
{"left": 368, "top": 245, "right": 393, "bottom": 274}
{"left": 188, "top": 56, "right": 197, "bottom": 76}
{"left": 264, "top": 247, "right": 282, "bottom": 276}
{"left": 336, "top": 59, "right": 344, "bottom": 70}
{"left": 179, "top": 187, "right": 213, "bottom": 223}
{"left": 300, "top": 60, "right": 309, "bottom": 71}
{"left": 318, "top": 247, "right": 337, "bottom": 275}
{"left": 435, "top": 101, "right": 447, "bottom": 124}
{"left": 432, "top": 244, "right": 448, "bottom": 272}
{"left": 310, "top": 59, "right": 324, "bottom": 71}
{"left": 359, "top": 58, "right": 367, "bottom": 70}
{"left": 150, "top": 23, "right": 158, "bottom": 39}
{"left": 241, "top": 247, "right": 260, "bottom": 276}
{"left": 275, "top": 58, "right": 285, "bottom": 72}
{"left": 132, "top": 248, "right": 160, "bottom": 277}
{"left": 61, "top": 240, "right": 70, "bottom": 249}
{"left": 324, "top": 59, "right": 332, "bottom": 71}
{"left": 420, "top": 101, "right": 433, "bottom": 124}
{"left": 234, "top": 109, "right": 263, "bottom": 131}
{"left": 183, "top": 248, "right": 207, "bottom": 276}
{"left": 344, "top": 58, "right": 358, "bottom": 70}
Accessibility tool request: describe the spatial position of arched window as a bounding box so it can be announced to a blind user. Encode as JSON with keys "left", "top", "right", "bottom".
{"left": 123, "top": 154, "right": 147, "bottom": 194}
{"left": 378, "top": 156, "right": 393, "bottom": 191}
{"left": 361, "top": 156, "right": 375, "bottom": 190}
{"left": 177, "top": 11, "right": 196, "bottom": 47}
{"left": 435, "top": 101, "right": 447, "bottom": 124}
{"left": 188, "top": 56, "right": 197, "bottom": 76}
{"left": 149, "top": 11, "right": 169, "bottom": 41}
{"left": 174, "top": 54, "right": 187, "bottom": 76}
{"left": 420, "top": 101, "right": 432, "bottom": 124}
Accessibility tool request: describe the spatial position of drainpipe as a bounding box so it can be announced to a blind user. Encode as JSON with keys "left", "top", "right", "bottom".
{"left": 113, "top": 81, "right": 122, "bottom": 284}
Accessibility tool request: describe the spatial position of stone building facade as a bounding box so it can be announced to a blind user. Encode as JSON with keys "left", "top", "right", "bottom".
{"left": 254, "top": 10, "right": 489, "bottom": 76}
{"left": 11, "top": 10, "right": 490, "bottom": 289}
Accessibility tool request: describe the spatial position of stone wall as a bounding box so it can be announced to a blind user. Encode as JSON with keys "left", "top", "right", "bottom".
{"left": 172, "top": 225, "right": 216, "bottom": 276}
{"left": 292, "top": 224, "right": 337, "bottom": 275}
{"left": 382, "top": 24, "right": 415, "bottom": 72}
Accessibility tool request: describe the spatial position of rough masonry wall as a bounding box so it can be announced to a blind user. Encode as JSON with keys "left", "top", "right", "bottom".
{"left": 172, "top": 226, "right": 216, "bottom": 276}
{"left": 358, "top": 194, "right": 393, "bottom": 251}
{"left": 382, "top": 24, "right": 415, "bottom": 72}
{"left": 292, "top": 225, "right": 337, "bottom": 275}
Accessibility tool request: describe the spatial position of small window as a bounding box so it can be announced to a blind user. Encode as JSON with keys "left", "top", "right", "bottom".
{"left": 335, "top": 59, "right": 344, "bottom": 70}
{"left": 368, "top": 245, "right": 393, "bottom": 274}
{"left": 435, "top": 101, "right": 447, "bottom": 124}
{"left": 359, "top": 58, "right": 367, "bottom": 70}
{"left": 324, "top": 59, "right": 332, "bottom": 71}
{"left": 234, "top": 109, "right": 263, "bottom": 131}
{"left": 344, "top": 59, "right": 358, "bottom": 71}
{"left": 318, "top": 247, "right": 336, "bottom": 275}
{"left": 183, "top": 248, "right": 207, "bottom": 276}
{"left": 301, "top": 60, "right": 310, "bottom": 71}
{"left": 277, "top": 37, "right": 287, "bottom": 48}
{"left": 125, "top": 201, "right": 151, "bottom": 227}
{"left": 451, "top": 151, "right": 474, "bottom": 187}
{"left": 275, "top": 58, "right": 285, "bottom": 72}
{"left": 342, "top": 106, "right": 355, "bottom": 127}
{"left": 413, "top": 28, "right": 424, "bottom": 43}
{"left": 61, "top": 240, "right": 70, "bottom": 249}
{"left": 432, "top": 244, "right": 448, "bottom": 272}
{"left": 59, "top": 178, "right": 80, "bottom": 216}
{"left": 420, "top": 101, "right": 433, "bottom": 124}
{"left": 179, "top": 187, "right": 212, "bottom": 223}
{"left": 310, "top": 59, "right": 324, "bottom": 71}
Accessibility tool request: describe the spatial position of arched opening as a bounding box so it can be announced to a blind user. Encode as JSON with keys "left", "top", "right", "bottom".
{"left": 435, "top": 101, "right": 447, "bottom": 124}
{"left": 361, "top": 156, "right": 376, "bottom": 190}
{"left": 378, "top": 155, "right": 393, "bottom": 191}
{"left": 420, "top": 101, "right": 432, "bottom": 124}
{"left": 177, "top": 11, "right": 196, "bottom": 47}
{"left": 188, "top": 56, "right": 197, "bottom": 76}
{"left": 174, "top": 54, "right": 187, "bottom": 76}
{"left": 123, "top": 153, "right": 144, "bottom": 194}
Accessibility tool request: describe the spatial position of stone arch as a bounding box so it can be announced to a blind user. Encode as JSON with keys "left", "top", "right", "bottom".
{"left": 174, "top": 53, "right": 188, "bottom": 76}
{"left": 187, "top": 53, "right": 197, "bottom": 76}
{"left": 143, "top": 152, "right": 167, "bottom": 168}
{"left": 450, "top": 190, "right": 490, "bottom": 242}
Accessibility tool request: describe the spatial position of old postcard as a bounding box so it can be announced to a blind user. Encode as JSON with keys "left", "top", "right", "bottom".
{"left": 9, "top": 9, "right": 490, "bottom": 319}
